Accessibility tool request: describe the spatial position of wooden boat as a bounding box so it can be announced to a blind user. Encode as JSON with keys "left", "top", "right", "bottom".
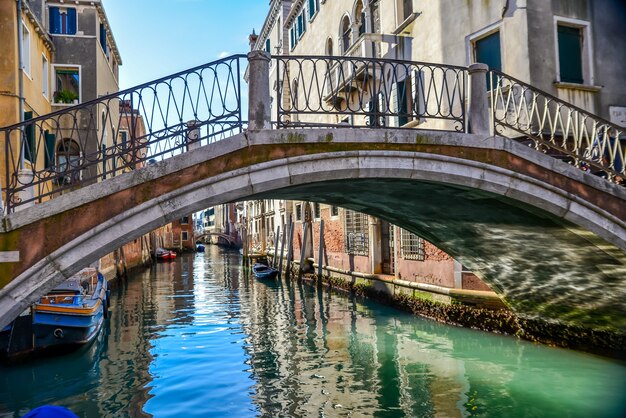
{"left": 252, "top": 263, "right": 279, "bottom": 280}
{"left": 0, "top": 268, "right": 109, "bottom": 362}
{"left": 155, "top": 248, "right": 177, "bottom": 260}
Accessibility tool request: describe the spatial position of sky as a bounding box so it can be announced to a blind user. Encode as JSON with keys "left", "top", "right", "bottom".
{"left": 104, "top": 0, "right": 270, "bottom": 90}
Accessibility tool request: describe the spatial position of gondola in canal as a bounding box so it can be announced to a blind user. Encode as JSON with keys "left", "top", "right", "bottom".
{"left": 0, "top": 268, "right": 109, "bottom": 363}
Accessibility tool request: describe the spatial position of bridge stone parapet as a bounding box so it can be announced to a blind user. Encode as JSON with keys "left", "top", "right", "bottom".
{"left": 0, "top": 127, "right": 625, "bottom": 333}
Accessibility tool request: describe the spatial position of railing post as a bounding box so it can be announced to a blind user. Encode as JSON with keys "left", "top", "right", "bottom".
{"left": 247, "top": 51, "right": 271, "bottom": 130}
{"left": 468, "top": 63, "right": 491, "bottom": 135}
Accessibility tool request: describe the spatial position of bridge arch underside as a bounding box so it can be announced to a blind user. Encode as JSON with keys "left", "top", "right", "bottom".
{"left": 1, "top": 134, "right": 625, "bottom": 333}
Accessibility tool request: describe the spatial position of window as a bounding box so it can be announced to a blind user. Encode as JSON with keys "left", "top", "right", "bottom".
{"left": 42, "top": 55, "right": 49, "bottom": 98}
{"left": 313, "top": 202, "right": 321, "bottom": 219}
{"left": 394, "top": 79, "right": 409, "bottom": 126}
{"left": 473, "top": 30, "right": 501, "bottom": 89}
{"left": 331, "top": 206, "right": 339, "bottom": 217}
{"left": 295, "top": 203, "right": 302, "bottom": 221}
{"left": 23, "top": 111, "right": 35, "bottom": 164}
{"left": 345, "top": 210, "right": 368, "bottom": 255}
{"left": 22, "top": 23, "right": 31, "bottom": 76}
{"left": 56, "top": 139, "right": 81, "bottom": 184}
{"left": 557, "top": 24, "right": 583, "bottom": 83}
{"left": 402, "top": 0, "right": 413, "bottom": 21}
{"left": 400, "top": 229, "right": 424, "bottom": 261}
{"left": 341, "top": 15, "right": 351, "bottom": 53}
{"left": 182, "top": 231, "right": 189, "bottom": 241}
{"left": 181, "top": 216, "right": 189, "bottom": 225}
{"left": 53, "top": 66, "right": 80, "bottom": 104}
{"left": 296, "top": 10, "right": 306, "bottom": 38}
{"left": 49, "top": 7, "right": 77, "bottom": 35}
{"left": 119, "top": 130, "right": 128, "bottom": 150}
{"left": 99, "top": 23, "right": 108, "bottom": 56}
{"left": 265, "top": 38, "right": 271, "bottom": 54}
{"left": 308, "top": 0, "right": 318, "bottom": 20}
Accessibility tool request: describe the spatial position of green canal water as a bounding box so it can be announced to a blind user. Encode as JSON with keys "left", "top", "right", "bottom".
{"left": 1, "top": 247, "right": 625, "bottom": 417}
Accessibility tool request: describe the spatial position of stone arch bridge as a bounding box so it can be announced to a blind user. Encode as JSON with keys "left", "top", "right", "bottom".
{"left": 0, "top": 53, "right": 624, "bottom": 334}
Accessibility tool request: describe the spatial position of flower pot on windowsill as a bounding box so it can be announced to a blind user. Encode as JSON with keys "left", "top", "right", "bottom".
{"left": 53, "top": 89, "right": 79, "bottom": 104}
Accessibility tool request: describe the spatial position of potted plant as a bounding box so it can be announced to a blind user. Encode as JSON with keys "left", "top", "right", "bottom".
{"left": 53, "top": 89, "right": 79, "bottom": 104}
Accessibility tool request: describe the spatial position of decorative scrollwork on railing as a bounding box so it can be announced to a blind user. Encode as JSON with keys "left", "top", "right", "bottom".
{"left": 1, "top": 55, "right": 245, "bottom": 213}
{"left": 490, "top": 70, "right": 625, "bottom": 184}
{"left": 274, "top": 56, "right": 467, "bottom": 133}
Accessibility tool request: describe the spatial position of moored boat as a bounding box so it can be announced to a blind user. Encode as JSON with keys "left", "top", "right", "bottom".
{"left": 1, "top": 268, "right": 109, "bottom": 362}
{"left": 252, "top": 263, "right": 279, "bottom": 280}
{"left": 196, "top": 243, "right": 206, "bottom": 253}
{"left": 155, "top": 248, "right": 177, "bottom": 260}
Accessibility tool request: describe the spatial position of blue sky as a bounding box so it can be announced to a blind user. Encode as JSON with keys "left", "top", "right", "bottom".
{"left": 104, "top": 0, "right": 269, "bottom": 90}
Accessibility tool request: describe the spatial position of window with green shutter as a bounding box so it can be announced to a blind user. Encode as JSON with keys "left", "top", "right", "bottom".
{"left": 24, "top": 111, "right": 36, "bottom": 164}
{"left": 44, "top": 131, "right": 56, "bottom": 169}
{"left": 557, "top": 25, "right": 583, "bottom": 84}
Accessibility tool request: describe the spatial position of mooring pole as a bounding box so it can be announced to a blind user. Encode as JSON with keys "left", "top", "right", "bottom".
{"left": 297, "top": 223, "right": 309, "bottom": 281}
{"left": 285, "top": 221, "right": 295, "bottom": 280}
{"left": 317, "top": 220, "right": 324, "bottom": 280}
{"left": 273, "top": 225, "right": 280, "bottom": 267}
{"left": 278, "top": 223, "right": 286, "bottom": 276}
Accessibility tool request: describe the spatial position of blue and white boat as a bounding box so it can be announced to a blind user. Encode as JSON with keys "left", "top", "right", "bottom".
{"left": 0, "top": 268, "right": 109, "bottom": 362}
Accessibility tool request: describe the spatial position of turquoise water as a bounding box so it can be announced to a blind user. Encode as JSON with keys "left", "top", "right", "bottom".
{"left": 1, "top": 247, "right": 625, "bottom": 417}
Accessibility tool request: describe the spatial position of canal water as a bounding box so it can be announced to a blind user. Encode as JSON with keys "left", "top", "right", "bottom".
{"left": 1, "top": 247, "right": 625, "bottom": 417}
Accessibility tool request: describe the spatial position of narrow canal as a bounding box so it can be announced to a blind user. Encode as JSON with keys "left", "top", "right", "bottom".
{"left": 1, "top": 247, "right": 625, "bottom": 417}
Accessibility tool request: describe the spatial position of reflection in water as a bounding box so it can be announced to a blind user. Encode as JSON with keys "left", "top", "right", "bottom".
{"left": 1, "top": 247, "right": 625, "bottom": 417}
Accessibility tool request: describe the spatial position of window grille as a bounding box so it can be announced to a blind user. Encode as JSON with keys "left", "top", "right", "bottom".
{"left": 313, "top": 202, "right": 321, "bottom": 219}
{"left": 331, "top": 206, "right": 339, "bottom": 217}
{"left": 400, "top": 229, "right": 424, "bottom": 261}
{"left": 295, "top": 203, "right": 302, "bottom": 221}
{"left": 344, "top": 210, "right": 368, "bottom": 255}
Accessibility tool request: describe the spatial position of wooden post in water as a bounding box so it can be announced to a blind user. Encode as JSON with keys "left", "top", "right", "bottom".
{"left": 285, "top": 221, "right": 295, "bottom": 280}
{"left": 317, "top": 220, "right": 324, "bottom": 280}
{"left": 273, "top": 225, "right": 280, "bottom": 267}
{"left": 278, "top": 223, "right": 286, "bottom": 275}
{"left": 297, "top": 223, "right": 309, "bottom": 281}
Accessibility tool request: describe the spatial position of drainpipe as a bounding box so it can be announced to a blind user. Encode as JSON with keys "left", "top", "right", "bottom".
{"left": 16, "top": 0, "right": 25, "bottom": 170}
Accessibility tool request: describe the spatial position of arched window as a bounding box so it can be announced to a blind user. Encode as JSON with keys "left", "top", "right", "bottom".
{"left": 56, "top": 139, "right": 80, "bottom": 184}
{"left": 355, "top": 1, "right": 365, "bottom": 36}
{"left": 341, "top": 15, "right": 351, "bottom": 54}
{"left": 326, "top": 37, "right": 333, "bottom": 56}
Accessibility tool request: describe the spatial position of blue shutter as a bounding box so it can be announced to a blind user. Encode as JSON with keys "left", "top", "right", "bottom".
{"left": 49, "top": 7, "right": 60, "bottom": 34}
{"left": 67, "top": 8, "right": 77, "bottom": 35}
{"left": 100, "top": 23, "right": 107, "bottom": 54}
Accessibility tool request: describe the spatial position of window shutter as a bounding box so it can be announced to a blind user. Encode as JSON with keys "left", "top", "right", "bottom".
{"left": 49, "top": 7, "right": 60, "bottom": 34}
{"left": 67, "top": 8, "right": 77, "bottom": 35}
{"left": 100, "top": 24, "right": 108, "bottom": 54}
{"left": 390, "top": 82, "right": 398, "bottom": 127}
{"left": 557, "top": 25, "right": 583, "bottom": 84}
{"left": 412, "top": 69, "right": 425, "bottom": 118}
{"left": 45, "top": 131, "right": 56, "bottom": 169}
{"left": 24, "top": 111, "right": 35, "bottom": 163}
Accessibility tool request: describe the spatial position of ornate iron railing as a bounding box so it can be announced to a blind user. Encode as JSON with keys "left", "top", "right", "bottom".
{"left": 274, "top": 56, "right": 467, "bottom": 132}
{"left": 1, "top": 54, "right": 245, "bottom": 212}
{"left": 490, "top": 70, "right": 625, "bottom": 183}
